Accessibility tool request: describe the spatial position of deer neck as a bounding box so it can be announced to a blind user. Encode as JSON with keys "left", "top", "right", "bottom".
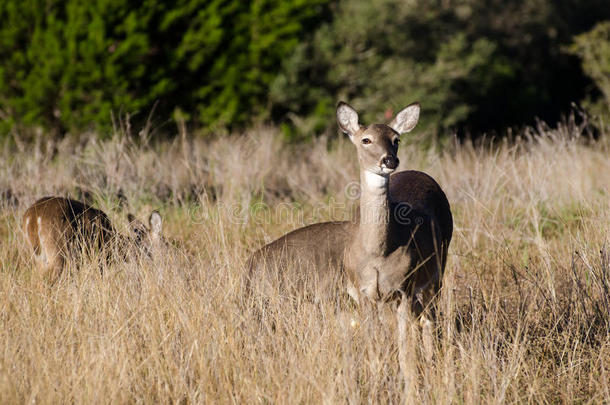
{"left": 359, "top": 170, "right": 391, "bottom": 256}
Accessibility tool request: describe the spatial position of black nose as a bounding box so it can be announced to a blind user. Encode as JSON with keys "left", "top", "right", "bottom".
{"left": 382, "top": 155, "right": 399, "bottom": 169}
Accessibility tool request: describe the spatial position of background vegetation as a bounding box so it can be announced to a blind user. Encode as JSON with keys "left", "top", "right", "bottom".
{"left": 1, "top": 0, "right": 610, "bottom": 138}
{"left": 0, "top": 0, "right": 330, "bottom": 135}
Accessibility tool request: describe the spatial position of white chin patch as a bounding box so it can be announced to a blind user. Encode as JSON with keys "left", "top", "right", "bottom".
{"left": 364, "top": 170, "right": 389, "bottom": 189}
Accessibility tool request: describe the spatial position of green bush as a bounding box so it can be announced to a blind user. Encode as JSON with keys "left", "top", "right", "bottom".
{"left": 270, "top": 0, "right": 499, "bottom": 139}
{"left": 0, "top": 0, "right": 160, "bottom": 134}
{"left": 270, "top": 0, "right": 610, "bottom": 139}
{"left": 0, "top": 0, "right": 329, "bottom": 136}
{"left": 568, "top": 21, "right": 610, "bottom": 128}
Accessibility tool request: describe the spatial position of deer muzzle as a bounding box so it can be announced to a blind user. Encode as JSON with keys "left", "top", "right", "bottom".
{"left": 381, "top": 155, "right": 399, "bottom": 170}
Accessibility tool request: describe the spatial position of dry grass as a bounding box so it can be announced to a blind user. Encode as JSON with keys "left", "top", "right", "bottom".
{"left": 0, "top": 122, "right": 608, "bottom": 403}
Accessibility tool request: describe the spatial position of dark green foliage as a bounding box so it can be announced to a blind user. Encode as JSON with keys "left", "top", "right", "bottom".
{"left": 0, "top": 0, "right": 329, "bottom": 135}
{"left": 270, "top": 0, "right": 610, "bottom": 139}
{"left": 159, "top": 0, "right": 329, "bottom": 131}
{"left": 1, "top": 0, "right": 609, "bottom": 138}
{"left": 0, "top": 0, "right": 162, "bottom": 134}
{"left": 568, "top": 21, "right": 610, "bottom": 129}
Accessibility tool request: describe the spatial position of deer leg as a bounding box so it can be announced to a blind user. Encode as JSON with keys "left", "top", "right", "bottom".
{"left": 38, "top": 229, "right": 64, "bottom": 285}
{"left": 346, "top": 280, "right": 360, "bottom": 304}
{"left": 419, "top": 314, "right": 434, "bottom": 362}
{"left": 43, "top": 248, "right": 64, "bottom": 285}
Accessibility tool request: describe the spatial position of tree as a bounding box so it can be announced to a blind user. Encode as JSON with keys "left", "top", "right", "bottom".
{"left": 0, "top": 0, "right": 330, "bottom": 136}
{"left": 568, "top": 21, "right": 610, "bottom": 129}
{"left": 270, "top": 0, "right": 610, "bottom": 139}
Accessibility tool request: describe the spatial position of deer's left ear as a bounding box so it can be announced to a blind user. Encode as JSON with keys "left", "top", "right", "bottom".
{"left": 389, "top": 102, "right": 420, "bottom": 134}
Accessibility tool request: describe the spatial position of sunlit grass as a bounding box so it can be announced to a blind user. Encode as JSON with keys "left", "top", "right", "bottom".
{"left": 0, "top": 124, "right": 608, "bottom": 403}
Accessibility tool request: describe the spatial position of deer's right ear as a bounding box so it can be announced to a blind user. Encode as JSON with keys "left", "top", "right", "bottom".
{"left": 149, "top": 211, "right": 162, "bottom": 241}
{"left": 336, "top": 102, "right": 360, "bottom": 138}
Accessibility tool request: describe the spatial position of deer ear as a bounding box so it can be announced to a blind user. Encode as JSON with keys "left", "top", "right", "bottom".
{"left": 149, "top": 211, "right": 162, "bottom": 240}
{"left": 336, "top": 101, "right": 360, "bottom": 137}
{"left": 389, "top": 102, "right": 420, "bottom": 134}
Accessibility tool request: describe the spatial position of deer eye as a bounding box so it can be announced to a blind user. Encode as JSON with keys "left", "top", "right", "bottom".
{"left": 361, "top": 138, "right": 372, "bottom": 145}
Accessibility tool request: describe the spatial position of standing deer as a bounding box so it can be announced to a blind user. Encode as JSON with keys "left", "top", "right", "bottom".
{"left": 22, "top": 196, "right": 164, "bottom": 283}
{"left": 248, "top": 102, "right": 452, "bottom": 317}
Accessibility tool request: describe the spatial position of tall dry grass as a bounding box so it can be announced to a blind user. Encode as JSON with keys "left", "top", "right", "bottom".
{"left": 0, "top": 121, "right": 608, "bottom": 403}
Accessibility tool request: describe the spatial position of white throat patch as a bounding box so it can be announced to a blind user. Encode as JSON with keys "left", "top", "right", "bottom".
{"left": 363, "top": 170, "right": 389, "bottom": 190}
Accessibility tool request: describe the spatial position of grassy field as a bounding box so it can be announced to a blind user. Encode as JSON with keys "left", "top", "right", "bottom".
{"left": 0, "top": 121, "right": 609, "bottom": 403}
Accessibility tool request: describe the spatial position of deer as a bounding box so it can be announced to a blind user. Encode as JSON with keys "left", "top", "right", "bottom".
{"left": 248, "top": 101, "right": 453, "bottom": 320}
{"left": 22, "top": 196, "right": 165, "bottom": 283}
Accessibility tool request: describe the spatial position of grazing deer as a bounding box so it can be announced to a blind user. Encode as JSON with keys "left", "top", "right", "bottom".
{"left": 248, "top": 102, "right": 452, "bottom": 316}
{"left": 22, "top": 196, "right": 164, "bottom": 283}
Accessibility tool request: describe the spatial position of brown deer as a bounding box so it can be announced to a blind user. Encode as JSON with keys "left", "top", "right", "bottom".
{"left": 248, "top": 102, "right": 452, "bottom": 317}
{"left": 22, "top": 196, "right": 164, "bottom": 283}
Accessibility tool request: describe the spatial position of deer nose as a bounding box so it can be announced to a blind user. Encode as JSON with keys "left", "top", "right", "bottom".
{"left": 382, "top": 155, "right": 399, "bottom": 169}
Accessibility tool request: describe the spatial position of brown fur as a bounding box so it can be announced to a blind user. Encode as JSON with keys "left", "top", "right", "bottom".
{"left": 247, "top": 221, "right": 357, "bottom": 299}
{"left": 22, "top": 196, "right": 164, "bottom": 283}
